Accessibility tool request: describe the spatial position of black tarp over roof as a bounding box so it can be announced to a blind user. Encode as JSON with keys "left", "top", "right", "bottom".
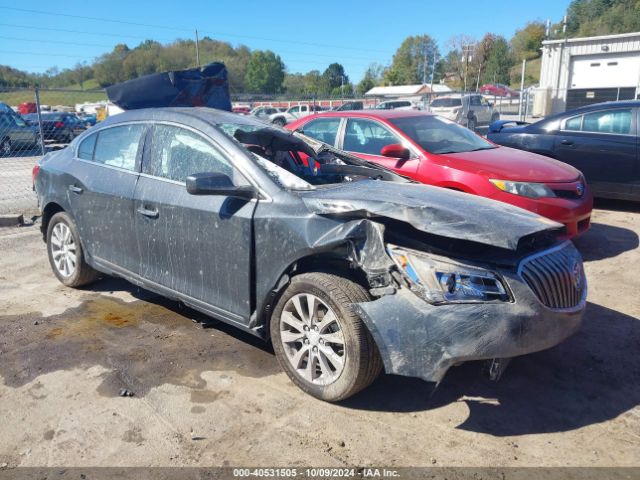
{"left": 106, "top": 63, "right": 232, "bottom": 111}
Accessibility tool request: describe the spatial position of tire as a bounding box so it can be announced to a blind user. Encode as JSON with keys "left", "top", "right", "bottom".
{"left": 491, "top": 113, "right": 500, "bottom": 123}
{"left": 270, "top": 272, "right": 382, "bottom": 402}
{"left": 272, "top": 117, "right": 286, "bottom": 127}
{"left": 467, "top": 117, "right": 477, "bottom": 132}
{"left": 46, "top": 211, "right": 100, "bottom": 287}
{"left": 1, "top": 138, "right": 11, "bottom": 157}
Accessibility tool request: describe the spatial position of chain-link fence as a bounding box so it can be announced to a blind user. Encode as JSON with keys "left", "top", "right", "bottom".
{"left": 2, "top": 84, "right": 635, "bottom": 215}
{"left": 0, "top": 87, "right": 107, "bottom": 215}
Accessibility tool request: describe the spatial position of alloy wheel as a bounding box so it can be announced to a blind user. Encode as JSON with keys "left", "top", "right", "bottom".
{"left": 50, "top": 222, "right": 77, "bottom": 277}
{"left": 279, "top": 293, "right": 346, "bottom": 386}
{"left": 1, "top": 139, "right": 10, "bottom": 156}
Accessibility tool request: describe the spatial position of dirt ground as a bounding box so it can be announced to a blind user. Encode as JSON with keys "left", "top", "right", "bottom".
{"left": 0, "top": 202, "right": 638, "bottom": 468}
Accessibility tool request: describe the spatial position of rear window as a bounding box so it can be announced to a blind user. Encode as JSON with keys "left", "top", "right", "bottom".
{"left": 430, "top": 98, "right": 462, "bottom": 108}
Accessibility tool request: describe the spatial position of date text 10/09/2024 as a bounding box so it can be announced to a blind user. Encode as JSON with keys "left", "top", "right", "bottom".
{"left": 232, "top": 468, "right": 400, "bottom": 478}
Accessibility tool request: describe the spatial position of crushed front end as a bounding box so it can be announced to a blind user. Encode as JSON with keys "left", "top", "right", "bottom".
{"left": 353, "top": 240, "right": 587, "bottom": 383}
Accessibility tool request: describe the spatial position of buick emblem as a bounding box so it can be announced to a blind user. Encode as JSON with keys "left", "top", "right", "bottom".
{"left": 576, "top": 182, "right": 584, "bottom": 197}
{"left": 572, "top": 261, "right": 583, "bottom": 291}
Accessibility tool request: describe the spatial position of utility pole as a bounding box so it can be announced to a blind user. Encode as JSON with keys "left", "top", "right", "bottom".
{"left": 429, "top": 49, "right": 438, "bottom": 107}
{"left": 462, "top": 44, "right": 473, "bottom": 92}
{"left": 195, "top": 29, "right": 201, "bottom": 67}
{"left": 518, "top": 58, "right": 527, "bottom": 120}
{"left": 423, "top": 41, "right": 428, "bottom": 84}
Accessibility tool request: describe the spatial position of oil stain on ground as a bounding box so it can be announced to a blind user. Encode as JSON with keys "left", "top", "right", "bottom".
{"left": 0, "top": 291, "right": 279, "bottom": 397}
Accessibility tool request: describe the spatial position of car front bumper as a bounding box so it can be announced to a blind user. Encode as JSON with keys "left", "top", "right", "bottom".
{"left": 487, "top": 188, "right": 593, "bottom": 239}
{"left": 353, "top": 264, "right": 586, "bottom": 383}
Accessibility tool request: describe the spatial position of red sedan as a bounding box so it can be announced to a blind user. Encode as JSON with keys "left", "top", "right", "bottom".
{"left": 287, "top": 110, "right": 592, "bottom": 238}
{"left": 480, "top": 83, "right": 520, "bottom": 98}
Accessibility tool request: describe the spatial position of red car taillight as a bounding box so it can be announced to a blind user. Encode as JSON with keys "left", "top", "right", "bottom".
{"left": 54, "top": 121, "right": 64, "bottom": 128}
{"left": 32, "top": 165, "right": 40, "bottom": 186}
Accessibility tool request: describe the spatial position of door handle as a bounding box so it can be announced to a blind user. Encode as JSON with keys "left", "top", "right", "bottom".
{"left": 137, "top": 206, "right": 159, "bottom": 218}
{"left": 561, "top": 139, "right": 574, "bottom": 146}
{"left": 68, "top": 185, "right": 83, "bottom": 194}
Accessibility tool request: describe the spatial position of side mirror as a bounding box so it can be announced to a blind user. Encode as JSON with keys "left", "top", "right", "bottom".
{"left": 186, "top": 172, "right": 257, "bottom": 199}
{"left": 380, "top": 143, "right": 411, "bottom": 160}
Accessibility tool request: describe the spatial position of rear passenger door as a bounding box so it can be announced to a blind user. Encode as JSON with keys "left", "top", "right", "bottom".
{"left": 554, "top": 108, "right": 637, "bottom": 198}
{"left": 134, "top": 123, "right": 256, "bottom": 322}
{"left": 67, "top": 123, "right": 146, "bottom": 271}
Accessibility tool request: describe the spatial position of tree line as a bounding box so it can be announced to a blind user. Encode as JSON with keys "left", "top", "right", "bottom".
{"left": 1, "top": 0, "right": 639, "bottom": 94}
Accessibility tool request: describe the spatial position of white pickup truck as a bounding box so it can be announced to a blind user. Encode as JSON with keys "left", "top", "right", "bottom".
{"left": 269, "top": 104, "right": 326, "bottom": 126}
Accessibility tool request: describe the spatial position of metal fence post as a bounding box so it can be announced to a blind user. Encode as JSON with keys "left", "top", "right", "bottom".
{"left": 34, "top": 87, "right": 46, "bottom": 156}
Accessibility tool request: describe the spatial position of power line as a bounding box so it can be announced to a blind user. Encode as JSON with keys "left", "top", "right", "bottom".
{"left": 0, "top": 50, "right": 91, "bottom": 59}
{"left": 0, "top": 33, "right": 383, "bottom": 63}
{"left": 0, "top": 35, "right": 113, "bottom": 49}
{"left": 0, "top": 6, "right": 190, "bottom": 32}
{"left": 0, "top": 23, "right": 177, "bottom": 42}
{"left": 0, "top": 6, "right": 394, "bottom": 55}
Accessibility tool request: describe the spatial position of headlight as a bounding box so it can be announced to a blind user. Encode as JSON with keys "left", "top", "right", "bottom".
{"left": 490, "top": 179, "right": 556, "bottom": 199}
{"left": 387, "top": 245, "right": 510, "bottom": 304}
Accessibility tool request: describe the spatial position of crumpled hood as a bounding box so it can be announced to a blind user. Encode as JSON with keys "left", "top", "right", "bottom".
{"left": 300, "top": 180, "right": 562, "bottom": 251}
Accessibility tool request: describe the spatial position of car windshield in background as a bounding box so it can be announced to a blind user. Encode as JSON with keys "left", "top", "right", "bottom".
{"left": 390, "top": 115, "right": 496, "bottom": 154}
{"left": 218, "top": 121, "right": 405, "bottom": 189}
{"left": 430, "top": 98, "right": 462, "bottom": 108}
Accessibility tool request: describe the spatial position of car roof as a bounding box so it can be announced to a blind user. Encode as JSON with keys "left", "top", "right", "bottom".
{"left": 538, "top": 100, "right": 640, "bottom": 124}
{"left": 98, "top": 107, "right": 262, "bottom": 128}
{"left": 300, "top": 109, "right": 432, "bottom": 120}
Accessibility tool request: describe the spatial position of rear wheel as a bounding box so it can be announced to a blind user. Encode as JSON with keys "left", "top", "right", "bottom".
{"left": 47, "top": 212, "right": 99, "bottom": 287}
{"left": 467, "top": 117, "right": 477, "bottom": 132}
{"left": 491, "top": 113, "right": 500, "bottom": 123}
{"left": 270, "top": 272, "right": 382, "bottom": 402}
{"left": 272, "top": 117, "right": 286, "bottom": 127}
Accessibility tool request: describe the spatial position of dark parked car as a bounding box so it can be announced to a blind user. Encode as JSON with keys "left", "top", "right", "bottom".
{"left": 23, "top": 112, "right": 87, "bottom": 143}
{"left": 488, "top": 101, "right": 640, "bottom": 201}
{"left": 0, "top": 109, "right": 40, "bottom": 156}
{"left": 34, "top": 108, "right": 587, "bottom": 401}
{"left": 334, "top": 101, "right": 364, "bottom": 111}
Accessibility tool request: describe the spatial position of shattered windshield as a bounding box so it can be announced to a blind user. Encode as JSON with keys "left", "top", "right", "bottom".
{"left": 218, "top": 121, "right": 407, "bottom": 189}
{"left": 390, "top": 115, "right": 496, "bottom": 155}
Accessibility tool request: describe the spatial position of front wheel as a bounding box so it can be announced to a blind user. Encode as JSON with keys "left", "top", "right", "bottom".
{"left": 491, "top": 113, "right": 500, "bottom": 123}
{"left": 1, "top": 138, "right": 11, "bottom": 156}
{"left": 47, "top": 211, "right": 99, "bottom": 287}
{"left": 272, "top": 117, "right": 286, "bottom": 127}
{"left": 467, "top": 117, "right": 477, "bottom": 132}
{"left": 270, "top": 272, "right": 382, "bottom": 402}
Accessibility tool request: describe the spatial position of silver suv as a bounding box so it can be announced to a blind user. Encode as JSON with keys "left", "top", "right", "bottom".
{"left": 430, "top": 94, "right": 499, "bottom": 131}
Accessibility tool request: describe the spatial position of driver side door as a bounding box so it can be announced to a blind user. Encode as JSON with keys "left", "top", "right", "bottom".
{"left": 134, "top": 123, "right": 257, "bottom": 323}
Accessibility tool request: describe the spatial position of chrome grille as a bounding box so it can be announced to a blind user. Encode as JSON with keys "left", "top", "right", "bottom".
{"left": 519, "top": 243, "right": 586, "bottom": 309}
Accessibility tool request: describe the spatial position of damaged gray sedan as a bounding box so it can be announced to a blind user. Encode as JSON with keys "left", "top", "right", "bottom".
{"left": 34, "top": 108, "right": 587, "bottom": 401}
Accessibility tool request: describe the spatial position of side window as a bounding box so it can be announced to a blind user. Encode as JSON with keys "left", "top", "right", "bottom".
{"left": 78, "top": 133, "right": 97, "bottom": 160}
{"left": 564, "top": 116, "right": 582, "bottom": 131}
{"left": 300, "top": 118, "right": 341, "bottom": 146}
{"left": 93, "top": 124, "right": 144, "bottom": 171}
{"left": 289, "top": 106, "right": 300, "bottom": 114}
{"left": 582, "top": 109, "right": 632, "bottom": 134}
{"left": 343, "top": 118, "right": 401, "bottom": 155}
{"left": 146, "top": 124, "right": 235, "bottom": 183}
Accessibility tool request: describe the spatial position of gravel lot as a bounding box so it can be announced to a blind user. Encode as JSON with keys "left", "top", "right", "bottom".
{"left": 0, "top": 174, "right": 638, "bottom": 468}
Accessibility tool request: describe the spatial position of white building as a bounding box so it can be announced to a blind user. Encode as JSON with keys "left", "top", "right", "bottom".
{"left": 364, "top": 84, "right": 451, "bottom": 97}
{"left": 537, "top": 32, "right": 640, "bottom": 115}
